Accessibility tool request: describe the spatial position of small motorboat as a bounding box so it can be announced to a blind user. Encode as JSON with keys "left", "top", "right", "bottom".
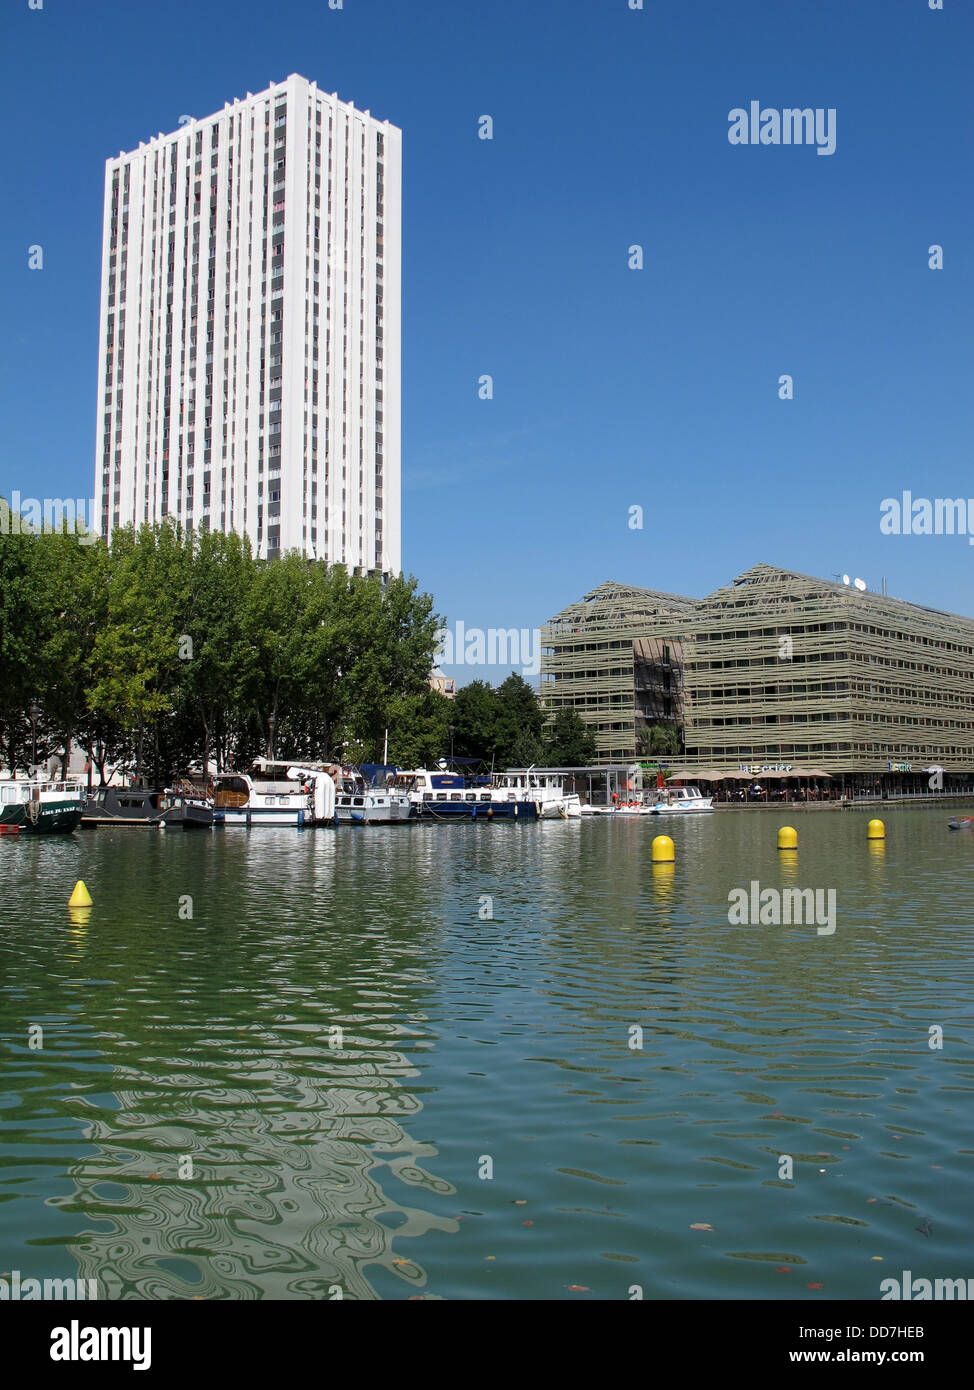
{"left": 650, "top": 786, "right": 714, "bottom": 814}
{"left": 948, "top": 816, "right": 974, "bottom": 830}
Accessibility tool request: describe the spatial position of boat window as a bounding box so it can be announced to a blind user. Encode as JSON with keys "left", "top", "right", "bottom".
{"left": 278, "top": 797, "right": 289, "bottom": 805}
{"left": 480, "top": 794, "right": 491, "bottom": 802}
{"left": 423, "top": 793, "right": 432, "bottom": 801}
{"left": 265, "top": 797, "right": 275, "bottom": 805}
{"left": 450, "top": 793, "right": 462, "bottom": 801}
{"left": 435, "top": 794, "right": 447, "bottom": 801}
{"left": 507, "top": 793, "right": 516, "bottom": 801}
{"left": 465, "top": 793, "right": 477, "bottom": 802}
{"left": 353, "top": 797, "right": 364, "bottom": 806}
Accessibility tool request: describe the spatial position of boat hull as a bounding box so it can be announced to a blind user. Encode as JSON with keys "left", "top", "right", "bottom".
{"left": 413, "top": 800, "right": 539, "bottom": 821}
{"left": 162, "top": 804, "right": 214, "bottom": 829}
{"left": 220, "top": 806, "right": 307, "bottom": 827}
{"left": 335, "top": 793, "right": 412, "bottom": 824}
{"left": 539, "top": 796, "right": 582, "bottom": 819}
{"left": 0, "top": 801, "right": 82, "bottom": 835}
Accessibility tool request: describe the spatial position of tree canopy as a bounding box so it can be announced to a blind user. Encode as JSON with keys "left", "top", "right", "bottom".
{"left": 0, "top": 513, "right": 600, "bottom": 783}
{"left": 451, "top": 674, "right": 596, "bottom": 768}
{"left": 0, "top": 518, "right": 449, "bottom": 783}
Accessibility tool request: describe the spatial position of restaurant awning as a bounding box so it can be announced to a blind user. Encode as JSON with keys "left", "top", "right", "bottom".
{"left": 665, "top": 767, "right": 832, "bottom": 781}
{"left": 666, "top": 769, "right": 724, "bottom": 781}
{"left": 668, "top": 769, "right": 748, "bottom": 781}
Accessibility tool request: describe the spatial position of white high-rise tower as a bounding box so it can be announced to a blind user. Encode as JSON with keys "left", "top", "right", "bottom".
{"left": 94, "top": 74, "right": 401, "bottom": 575}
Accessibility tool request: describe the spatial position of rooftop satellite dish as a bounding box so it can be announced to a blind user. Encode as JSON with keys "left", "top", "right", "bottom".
{"left": 854, "top": 578, "right": 867, "bottom": 591}
{"left": 842, "top": 574, "right": 850, "bottom": 586}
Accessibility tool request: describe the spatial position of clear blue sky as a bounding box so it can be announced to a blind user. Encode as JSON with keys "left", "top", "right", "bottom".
{"left": 2, "top": 0, "right": 972, "bottom": 685}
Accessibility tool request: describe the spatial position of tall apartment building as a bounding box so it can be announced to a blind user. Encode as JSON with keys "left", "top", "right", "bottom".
{"left": 94, "top": 74, "right": 401, "bottom": 575}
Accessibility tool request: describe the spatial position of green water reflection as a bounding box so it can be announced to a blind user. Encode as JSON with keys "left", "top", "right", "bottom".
{"left": 1, "top": 808, "right": 972, "bottom": 1299}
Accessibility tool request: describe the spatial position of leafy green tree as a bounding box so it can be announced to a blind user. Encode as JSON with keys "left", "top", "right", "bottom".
{"left": 87, "top": 522, "right": 190, "bottom": 782}
{"left": 35, "top": 534, "right": 113, "bottom": 778}
{"left": 494, "top": 673, "right": 545, "bottom": 766}
{"left": 640, "top": 722, "right": 682, "bottom": 756}
{"left": 0, "top": 522, "right": 47, "bottom": 772}
{"left": 177, "top": 529, "right": 256, "bottom": 773}
{"left": 0, "top": 514, "right": 445, "bottom": 784}
{"left": 544, "top": 707, "right": 597, "bottom": 766}
{"left": 343, "top": 573, "right": 444, "bottom": 760}
{"left": 451, "top": 680, "right": 501, "bottom": 762}
{"left": 239, "top": 552, "right": 337, "bottom": 760}
{"left": 385, "top": 688, "right": 453, "bottom": 768}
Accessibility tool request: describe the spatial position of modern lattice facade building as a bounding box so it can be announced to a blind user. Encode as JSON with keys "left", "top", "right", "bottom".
{"left": 542, "top": 565, "right": 974, "bottom": 781}
{"left": 540, "top": 582, "right": 696, "bottom": 762}
{"left": 681, "top": 564, "right": 974, "bottom": 776}
{"left": 95, "top": 74, "right": 401, "bottom": 575}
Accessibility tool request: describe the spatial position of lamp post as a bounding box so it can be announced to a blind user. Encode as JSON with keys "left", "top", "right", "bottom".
{"left": 448, "top": 724, "right": 455, "bottom": 764}
{"left": 29, "top": 700, "right": 41, "bottom": 773}
{"left": 267, "top": 712, "right": 276, "bottom": 761}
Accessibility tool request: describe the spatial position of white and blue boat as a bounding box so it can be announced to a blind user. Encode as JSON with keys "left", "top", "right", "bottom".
{"left": 391, "top": 767, "right": 539, "bottom": 820}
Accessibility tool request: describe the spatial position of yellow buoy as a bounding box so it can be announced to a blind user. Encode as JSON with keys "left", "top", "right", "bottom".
{"left": 651, "top": 834, "right": 675, "bottom": 863}
{"left": 777, "top": 825, "right": 798, "bottom": 850}
{"left": 867, "top": 819, "right": 885, "bottom": 840}
{"left": 68, "top": 880, "right": 93, "bottom": 908}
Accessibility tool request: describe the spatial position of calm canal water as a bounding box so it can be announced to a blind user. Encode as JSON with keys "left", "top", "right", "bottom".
{"left": 2, "top": 807, "right": 972, "bottom": 1300}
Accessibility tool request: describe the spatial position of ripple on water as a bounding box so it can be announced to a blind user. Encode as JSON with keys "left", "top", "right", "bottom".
{"left": 1, "top": 811, "right": 973, "bottom": 1297}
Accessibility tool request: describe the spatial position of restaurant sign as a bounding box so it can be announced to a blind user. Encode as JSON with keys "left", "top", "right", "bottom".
{"left": 739, "top": 763, "right": 793, "bottom": 775}
{"left": 888, "top": 761, "right": 912, "bottom": 773}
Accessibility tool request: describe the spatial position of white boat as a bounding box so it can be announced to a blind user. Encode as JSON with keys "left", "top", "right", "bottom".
{"left": 213, "top": 764, "right": 315, "bottom": 827}
{"left": 334, "top": 768, "right": 411, "bottom": 824}
{"left": 581, "top": 785, "right": 713, "bottom": 815}
{"left": 650, "top": 785, "right": 713, "bottom": 813}
{"left": 493, "top": 770, "right": 582, "bottom": 819}
{"left": 391, "top": 768, "right": 539, "bottom": 820}
{"left": 281, "top": 763, "right": 337, "bottom": 825}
